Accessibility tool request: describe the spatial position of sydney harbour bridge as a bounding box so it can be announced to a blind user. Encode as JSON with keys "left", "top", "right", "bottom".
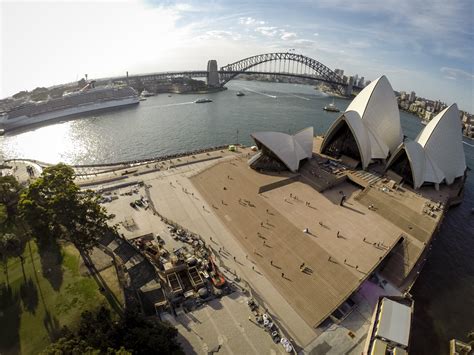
{"left": 112, "top": 53, "right": 359, "bottom": 96}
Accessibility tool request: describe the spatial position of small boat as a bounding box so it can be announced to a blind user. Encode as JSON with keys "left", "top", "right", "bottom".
{"left": 324, "top": 99, "right": 340, "bottom": 112}
{"left": 141, "top": 89, "right": 155, "bottom": 97}
{"left": 236, "top": 91, "right": 245, "bottom": 97}
{"left": 195, "top": 98, "right": 213, "bottom": 104}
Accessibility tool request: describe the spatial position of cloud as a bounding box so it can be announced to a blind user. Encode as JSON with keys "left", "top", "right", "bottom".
{"left": 198, "top": 30, "right": 241, "bottom": 41}
{"left": 255, "top": 26, "right": 278, "bottom": 37}
{"left": 281, "top": 31, "right": 297, "bottom": 40}
{"left": 238, "top": 17, "right": 265, "bottom": 26}
{"left": 440, "top": 67, "right": 474, "bottom": 81}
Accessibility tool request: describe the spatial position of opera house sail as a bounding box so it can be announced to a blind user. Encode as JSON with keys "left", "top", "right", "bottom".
{"left": 386, "top": 104, "right": 467, "bottom": 189}
{"left": 249, "top": 127, "right": 314, "bottom": 172}
{"left": 320, "top": 76, "right": 403, "bottom": 169}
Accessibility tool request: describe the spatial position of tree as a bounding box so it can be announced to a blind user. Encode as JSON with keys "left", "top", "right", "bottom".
{"left": 0, "top": 204, "right": 7, "bottom": 225}
{"left": 0, "top": 233, "right": 23, "bottom": 261}
{"left": 0, "top": 233, "right": 25, "bottom": 285}
{"left": 0, "top": 175, "right": 22, "bottom": 224}
{"left": 19, "top": 164, "right": 113, "bottom": 252}
{"left": 45, "top": 307, "right": 182, "bottom": 354}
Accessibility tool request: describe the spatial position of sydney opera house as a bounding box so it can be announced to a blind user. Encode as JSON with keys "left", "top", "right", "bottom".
{"left": 191, "top": 75, "right": 466, "bottom": 352}
{"left": 249, "top": 75, "right": 466, "bottom": 192}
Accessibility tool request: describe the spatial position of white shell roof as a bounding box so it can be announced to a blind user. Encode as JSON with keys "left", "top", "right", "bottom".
{"left": 347, "top": 75, "right": 403, "bottom": 154}
{"left": 251, "top": 127, "right": 314, "bottom": 172}
{"left": 416, "top": 104, "right": 466, "bottom": 184}
{"left": 386, "top": 104, "right": 466, "bottom": 188}
{"left": 321, "top": 76, "right": 403, "bottom": 169}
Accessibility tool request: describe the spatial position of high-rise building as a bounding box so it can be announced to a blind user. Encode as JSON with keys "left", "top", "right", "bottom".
{"left": 358, "top": 77, "right": 364, "bottom": 87}
{"left": 345, "top": 76, "right": 354, "bottom": 96}
{"left": 409, "top": 91, "right": 416, "bottom": 103}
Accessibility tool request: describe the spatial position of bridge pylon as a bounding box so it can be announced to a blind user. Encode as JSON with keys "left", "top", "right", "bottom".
{"left": 207, "top": 60, "right": 220, "bottom": 88}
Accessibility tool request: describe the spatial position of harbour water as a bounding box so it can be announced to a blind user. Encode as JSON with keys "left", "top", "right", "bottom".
{"left": 1, "top": 81, "right": 472, "bottom": 353}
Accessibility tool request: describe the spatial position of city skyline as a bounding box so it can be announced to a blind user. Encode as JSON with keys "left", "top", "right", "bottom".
{"left": 1, "top": 0, "right": 473, "bottom": 111}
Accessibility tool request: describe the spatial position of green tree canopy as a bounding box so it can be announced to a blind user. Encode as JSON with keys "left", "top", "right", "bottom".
{"left": 0, "top": 175, "right": 22, "bottom": 223}
{"left": 0, "top": 204, "right": 7, "bottom": 225}
{"left": 0, "top": 233, "right": 23, "bottom": 263}
{"left": 44, "top": 307, "right": 182, "bottom": 355}
{"left": 19, "top": 164, "right": 113, "bottom": 252}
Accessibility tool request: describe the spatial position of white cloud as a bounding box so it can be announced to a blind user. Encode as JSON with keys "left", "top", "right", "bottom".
{"left": 255, "top": 26, "right": 278, "bottom": 37}
{"left": 440, "top": 67, "right": 474, "bottom": 81}
{"left": 198, "top": 30, "right": 241, "bottom": 41}
{"left": 238, "top": 17, "right": 265, "bottom": 26}
{"left": 281, "top": 31, "right": 297, "bottom": 40}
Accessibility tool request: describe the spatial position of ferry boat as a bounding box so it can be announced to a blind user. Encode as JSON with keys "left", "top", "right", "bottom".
{"left": 194, "top": 98, "right": 213, "bottom": 104}
{"left": 236, "top": 91, "right": 245, "bottom": 97}
{"left": 141, "top": 89, "right": 155, "bottom": 97}
{"left": 0, "top": 82, "right": 139, "bottom": 133}
{"left": 324, "top": 99, "right": 340, "bottom": 112}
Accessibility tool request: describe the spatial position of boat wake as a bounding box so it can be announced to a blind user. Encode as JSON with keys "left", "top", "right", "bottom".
{"left": 286, "top": 94, "right": 311, "bottom": 101}
{"left": 241, "top": 87, "right": 277, "bottom": 99}
{"left": 145, "top": 101, "right": 195, "bottom": 109}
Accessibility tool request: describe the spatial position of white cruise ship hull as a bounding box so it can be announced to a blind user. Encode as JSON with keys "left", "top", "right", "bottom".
{"left": 0, "top": 97, "right": 139, "bottom": 132}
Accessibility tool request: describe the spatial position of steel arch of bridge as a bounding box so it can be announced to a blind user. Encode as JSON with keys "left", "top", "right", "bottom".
{"left": 219, "top": 52, "right": 345, "bottom": 92}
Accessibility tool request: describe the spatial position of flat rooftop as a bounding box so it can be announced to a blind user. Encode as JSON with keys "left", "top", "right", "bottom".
{"left": 190, "top": 142, "right": 442, "bottom": 328}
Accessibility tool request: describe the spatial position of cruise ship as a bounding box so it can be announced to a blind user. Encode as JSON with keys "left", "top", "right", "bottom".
{"left": 0, "top": 82, "right": 139, "bottom": 133}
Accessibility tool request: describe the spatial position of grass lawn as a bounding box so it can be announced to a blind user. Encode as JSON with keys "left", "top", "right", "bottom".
{"left": 0, "top": 240, "right": 121, "bottom": 355}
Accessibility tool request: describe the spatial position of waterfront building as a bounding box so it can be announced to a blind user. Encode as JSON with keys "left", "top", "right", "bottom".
{"left": 424, "top": 110, "right": 434, "bottom": 122}
{"left": 386, "top": 104, "right": 466, "bottom": 189}
{"left": 237, "top": 73, "right": 466, "bottom": 338}
{"left": 409, "top": 91, "right": 416, "bottom": 103}
{"left": 320, "top": 76, "right": 403, "bottom": 169}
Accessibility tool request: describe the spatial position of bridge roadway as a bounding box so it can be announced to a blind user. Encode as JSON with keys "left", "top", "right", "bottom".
{"left": 113, "top": 70, "right": 349, "bottom": 88}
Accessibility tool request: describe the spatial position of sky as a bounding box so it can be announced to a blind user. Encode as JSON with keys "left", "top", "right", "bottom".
{"left": 1, "top": 0, "right": 473, "bottom": 112}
